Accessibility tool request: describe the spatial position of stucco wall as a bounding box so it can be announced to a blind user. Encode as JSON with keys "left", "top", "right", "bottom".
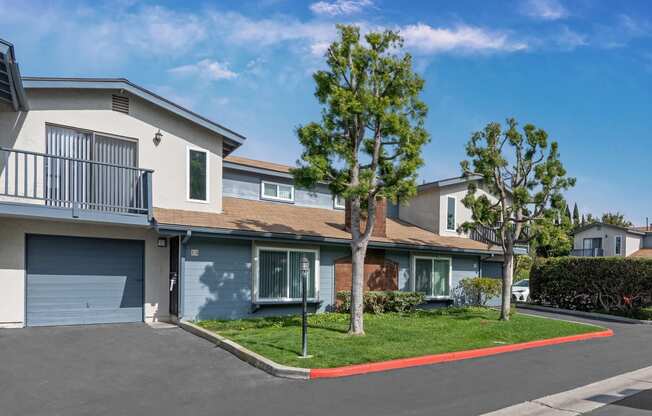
{"left": 0, "top": 88, "right": 224, "bottom": 213}
{"left": 573, "top": 224, "right": 640, "bottom": 257}
{"left": 437, "top": 182, "right": 498, "bottom": 236}
{"left": 0, "top": 218, "right": 169, "bottom": 327}
{"left": 398, "top": 188, "right": 439, "bottom": 232}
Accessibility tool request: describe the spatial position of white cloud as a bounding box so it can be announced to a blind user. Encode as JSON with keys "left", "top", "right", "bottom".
{"left": 309, "top": 0, "right": 373, "bottom": 16}
{"left": 169, "top": 59, "right": 238, "bottom": 80}
{"left": 555, "top": 26, "right": 587, "bottom": 50}
{"left": 520, "top": 0, "right": 568, "bottom": 21}
{"left": 401, "top": 24, "right": 528, "bottom": 54}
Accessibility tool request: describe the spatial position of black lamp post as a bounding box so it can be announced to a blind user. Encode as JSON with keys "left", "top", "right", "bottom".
{"left": 300, "top": 255, "right": 310, "bottom": 358}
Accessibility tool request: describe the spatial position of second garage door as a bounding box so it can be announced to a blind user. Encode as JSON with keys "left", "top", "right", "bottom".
{"left": 26, "top": 235, "right": 144, "bottom": 327}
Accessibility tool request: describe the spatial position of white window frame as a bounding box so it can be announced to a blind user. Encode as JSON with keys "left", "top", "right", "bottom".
{"left": 253, "top": 245, "right": 320, "bottom": 303}
{"left": 260, "top": 180, "right": 294, "bottom": 202}
{"left": 334, "top": 194, "right": 346, "bottom": 209}
{"left": 186, "top": 146, "right": 210, "bottom": 203}
{"left": 615, "top": 235, "right": 622, "bottom": 256}
{"left": 446, "top": 196, "right": 457, "bottom": 231}
{"left": 411, "top": 255, "right": 453, "bottom": 299}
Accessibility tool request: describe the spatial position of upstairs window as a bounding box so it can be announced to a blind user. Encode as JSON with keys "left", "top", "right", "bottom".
{"left": 188, "top": 147, "right": 208, "bottom": 202}
{"left": 261, "top": 181, "right": 294, "bottom": 202}
{"left": 334, "top": 194, "right": 346, "bottom": 209}
{"left": 446, "top": 196, "right": 456, "bottom": 231}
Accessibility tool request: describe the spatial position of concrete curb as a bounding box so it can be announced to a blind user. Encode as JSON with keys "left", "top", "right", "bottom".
{"left": 180, "top": 319, "right": 611, "bottom": 380}
{"left": 481, "top": 364, "right": 652, "bottom": 415}
{"left": 517, "top": 304, "right": 652, "bottom": 325}
{"left": 178, "top": 320, "right": 310, "bottom": 380}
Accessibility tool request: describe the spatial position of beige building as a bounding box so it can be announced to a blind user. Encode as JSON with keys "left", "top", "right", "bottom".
{"left": 571, "top": 222, "right": 652, "bottom": 258}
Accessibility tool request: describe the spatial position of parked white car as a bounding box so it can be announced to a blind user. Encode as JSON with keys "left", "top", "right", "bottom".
{"left": 512, "top": 279, "right": 530, "bottom": 302}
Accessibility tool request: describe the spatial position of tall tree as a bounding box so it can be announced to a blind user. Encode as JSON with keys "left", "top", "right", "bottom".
{"left": 292, "top": 25, "right": 429, "bottom": 335}
{"left": 600, "top": 211, "right": 633, "bottom": 227}
{"left": 461, "top": 118, "right": 575, "bottom": 320}
{"left": 572, "top": 203, "right": 580, "bottom": 226}
{"left": 564, "top": 204, "right": 572, "bottom": 222}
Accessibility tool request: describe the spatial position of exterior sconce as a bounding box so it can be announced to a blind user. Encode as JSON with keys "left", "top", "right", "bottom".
{"left": 157, "top": 237, "right": 168, "bottom": 248}
{"left": 154, "top": 129, "right": 163, "bottom": 146}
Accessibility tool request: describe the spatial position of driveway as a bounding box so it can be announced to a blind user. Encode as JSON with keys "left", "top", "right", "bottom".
{"left": 2, "top": 311, "right": 652, "bottom": 416}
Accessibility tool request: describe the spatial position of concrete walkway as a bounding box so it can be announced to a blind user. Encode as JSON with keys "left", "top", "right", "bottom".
{"left": 483, "top": 366, "right": 652, "bottom": 415}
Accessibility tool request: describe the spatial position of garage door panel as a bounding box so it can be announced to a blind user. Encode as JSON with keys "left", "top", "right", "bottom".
{"left": 26, "top": 235, "right": 144, "bottom": 327}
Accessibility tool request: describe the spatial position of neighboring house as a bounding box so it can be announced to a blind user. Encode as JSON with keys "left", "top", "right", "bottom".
{"left": 0, "top": 40, "right": 505, "bottom": 328}
{"left": 571, "top": 222, "right": 652, "bottom": 258}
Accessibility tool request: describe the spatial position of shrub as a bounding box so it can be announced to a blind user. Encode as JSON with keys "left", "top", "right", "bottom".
{"left": 530, "top": 257, "right": 652, "bottom": 314}
{"left": 336, "top": 291, "right": 425, "bottom": 314}
{"left": 458, "top": 277, "right": 502, "bottom": 306}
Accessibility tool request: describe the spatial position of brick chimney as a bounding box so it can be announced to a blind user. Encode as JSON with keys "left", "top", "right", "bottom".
{"left": 345, "top": 198, "right": 387, "bottom": 238}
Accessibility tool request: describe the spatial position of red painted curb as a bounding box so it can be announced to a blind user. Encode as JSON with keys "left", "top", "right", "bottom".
{"left": 310, "top": 329, "right": 614, "bottom": 379}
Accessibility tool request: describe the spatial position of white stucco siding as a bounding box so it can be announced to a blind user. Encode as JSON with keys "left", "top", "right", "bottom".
{"left": 398, "top": 188, "right": 439, "bottom": 232}
{"left": 573, "top": 224, "right": 639, "bottom": 257}
{"left": 0, "top": 88, "right": 224, "bottom": 213}
{"left": 0, "top": 217, "right": 169, "bottom": 327}
{"left": 437, "top": 182, "right": 498, "bottom": 237}
{"left": 626, "top": 234, "right": 642, "bottom": 257}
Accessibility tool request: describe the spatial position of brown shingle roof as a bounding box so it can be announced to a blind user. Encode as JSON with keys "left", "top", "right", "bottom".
{"left": 631, "top": 249, "right": 652, "bottom": 258}
{"left": 154, "top": 197, "right": 499, "bottom": 253}
{"left": 630, "top": 226, "right": 652, "bottom": 233}
{"left": 224, "top": 155, "right": 292, "bottom": 174}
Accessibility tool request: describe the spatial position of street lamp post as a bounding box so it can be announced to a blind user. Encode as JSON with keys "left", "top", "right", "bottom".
{"left": 300, "top": 255, "right": 310, "bottom": 358}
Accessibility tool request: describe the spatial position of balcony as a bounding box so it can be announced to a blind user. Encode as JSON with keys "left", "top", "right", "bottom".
{"left": 469, "top": 223, "right": 529, "bottom": 254}
{"left": 0, "top": 147, "right": 153, "bottom": 225}
{"left": 571, "top": 248, "right": 605, "bottom": 257}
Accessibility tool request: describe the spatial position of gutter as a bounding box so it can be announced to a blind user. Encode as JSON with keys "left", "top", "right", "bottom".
{"left": 155, "top": 223, "right": 503, "bottom": 256}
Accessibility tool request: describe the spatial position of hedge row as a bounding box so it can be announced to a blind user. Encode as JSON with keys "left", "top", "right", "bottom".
{"left": 336, "top": 291, "right": 425, "bottom": 314}
{"left": 530, "top": 257, "right": 652, "bottom": 313}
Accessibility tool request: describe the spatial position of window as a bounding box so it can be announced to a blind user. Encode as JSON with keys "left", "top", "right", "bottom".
{"left": 446, "top": 196, "right": 456, "bottom": 231}
{"left": 261, "top": 181, "right": 294, "bottom": 202}
{"left": 188, "top": 148, "right": 208, "bottom": 202}
{"left": 615, "top": 236, "right": 622, "bottom": 255}
{"left": 255, "top": 246, "right": 319, "bottom": 302}
{"left": 334, "top": 194, "right": 346, "bottom": 209}
{"left": 413, "top": 256, "right": 451, "bottom": 298}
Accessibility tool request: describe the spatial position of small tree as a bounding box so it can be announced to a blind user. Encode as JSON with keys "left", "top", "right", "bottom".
{"left": 460, "top": 118, "right": 575, "bottom": 320}
{"left": 601, "top": 211, "right": 633, "bottom": 227}
{"left": 292, "top": 25, "right": 429, "bottom": 335}
{"left": 572, "top": 203, "right": 580, "bottom": 226}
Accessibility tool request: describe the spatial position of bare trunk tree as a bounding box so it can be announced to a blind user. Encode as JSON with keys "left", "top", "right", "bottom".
{"left": 500, "top": 250, "right": 514, "bottom": 320}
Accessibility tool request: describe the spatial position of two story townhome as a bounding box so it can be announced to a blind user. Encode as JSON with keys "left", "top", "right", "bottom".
{"left": 572, "top": 222, "right": 652, "bottom": 258}
{"left": 0, "top": 40, "right": 505, "bottom": 328}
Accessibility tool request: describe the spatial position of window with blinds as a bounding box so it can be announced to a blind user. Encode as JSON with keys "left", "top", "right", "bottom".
{"left": 413, "top": 256, "right": 451, "bottom": 298}
{"left": 256, "top": 247, "right": 318, "bottom": 302}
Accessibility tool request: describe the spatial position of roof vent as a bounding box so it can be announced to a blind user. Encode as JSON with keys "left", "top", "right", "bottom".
{"left": 112, "top": 94, "right": 129, "bottom": 114}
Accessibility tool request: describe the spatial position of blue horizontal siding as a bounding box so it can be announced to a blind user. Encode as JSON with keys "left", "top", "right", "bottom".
{"left": 223, "top": 168, "right": 337, "bottom": 210}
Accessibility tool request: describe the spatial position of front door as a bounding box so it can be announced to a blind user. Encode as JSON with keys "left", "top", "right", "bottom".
{"left": 169, "top": 236, "right": 180, "bottom": 316}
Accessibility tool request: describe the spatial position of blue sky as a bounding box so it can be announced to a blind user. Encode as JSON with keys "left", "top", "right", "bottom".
{"left": 3, "top": 0, "right": 652, "bottom": 223}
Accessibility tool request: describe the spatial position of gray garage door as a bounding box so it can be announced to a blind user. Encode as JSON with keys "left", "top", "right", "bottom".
{"left": 26, "top": 235, "right": 144, "bottom": 327}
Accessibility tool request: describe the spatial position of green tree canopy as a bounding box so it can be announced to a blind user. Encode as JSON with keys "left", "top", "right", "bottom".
{"left": 600, "top": 211, "right": 633, "bottom": 227}
{"left": 460, "top": 118, "right": 575, "bottom": 320}
{"left": 292, "top": 25, "right": 429, "bottom": 335}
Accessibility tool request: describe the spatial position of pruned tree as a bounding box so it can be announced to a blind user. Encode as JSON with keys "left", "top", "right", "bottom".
{"left": 292, "top": 25, "right": 429, "bottom": 335}
{"left": 460, "top": 118, "right": 575, "bottom": 320}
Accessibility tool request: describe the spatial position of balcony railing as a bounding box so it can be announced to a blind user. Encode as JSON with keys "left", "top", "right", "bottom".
{"left": 571, "top": 248, "right": 605, "bottom": 257}
{"left": 470, "top": 224, "right": 502, "bottom": 246}
{"left": 0, "top": 147, "right": 153, "bottom": 220}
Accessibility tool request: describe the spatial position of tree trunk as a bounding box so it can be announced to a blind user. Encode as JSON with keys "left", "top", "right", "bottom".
{"left": 349, "top": 241, "right": 367, "bottom": 335}
{"left": 500, "top": 251, "right": 514, "bottom": 321}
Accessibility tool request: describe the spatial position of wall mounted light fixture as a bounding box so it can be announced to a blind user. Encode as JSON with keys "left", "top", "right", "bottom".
{"left": 154, "top": 129, "right": 163, "bottom": 146}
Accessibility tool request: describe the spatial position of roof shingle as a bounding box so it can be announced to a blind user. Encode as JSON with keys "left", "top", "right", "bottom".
{"left": 154, "top": 197, "right": 499, "bottom": 253}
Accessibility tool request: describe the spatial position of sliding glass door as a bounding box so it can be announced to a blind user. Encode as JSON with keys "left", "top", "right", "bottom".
{"left": 413, "top": 256, "right": 451, "bottom": 298}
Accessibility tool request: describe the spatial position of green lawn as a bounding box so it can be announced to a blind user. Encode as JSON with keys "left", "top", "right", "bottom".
{"left": 196, "top": 307, "right": 604, "bottom": 368}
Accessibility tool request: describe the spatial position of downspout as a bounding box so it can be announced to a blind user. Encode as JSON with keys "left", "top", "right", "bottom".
{"left": 178, "top": 230, "right": 192, "bottom": 320}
